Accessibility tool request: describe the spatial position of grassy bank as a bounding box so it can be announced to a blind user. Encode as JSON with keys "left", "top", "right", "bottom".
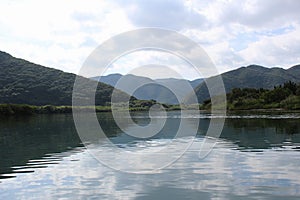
{"left": 1, "top": 102, "right": 299, "bottom": 116}
{"left": 0, "top": 100, "right": 182, "bottom": 116}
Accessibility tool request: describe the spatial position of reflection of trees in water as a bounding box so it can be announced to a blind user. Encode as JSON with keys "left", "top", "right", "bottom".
{"left": 0, "top": 113, "right": 132, "bottom": 179}
{"left": 1, "top": 113, "right": 300, "bottom": 178}
{"left": 222, "top": 118, "right": 300, "bottom": 149}
{"left": 198, "top": 118, "right": 300, "bottom": 150}
{"left": 227, "top": 118, "right": 300, "bottom": 134}
{"left": 0, "top": 114, "right": 82, "bottom": 178}
{"left": 275, "top": 120, "right": 300, "bottom": 135}
{"left": 97, "top": 112, "right": 123, "bottom": 138}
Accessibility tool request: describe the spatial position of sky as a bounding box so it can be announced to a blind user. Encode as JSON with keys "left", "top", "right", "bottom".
{"left": 1, "top": 0, "right": 300, "bottom": 80}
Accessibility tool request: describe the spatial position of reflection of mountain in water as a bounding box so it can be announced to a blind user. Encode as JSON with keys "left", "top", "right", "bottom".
{"left": 1, "top": 112, "right": 300, "bottom": 179}
{"left": 0, "top": 113, "right": 126, "bottom": 179}
{"left": 0, "top": 114, "right": 79, "bottom": 178}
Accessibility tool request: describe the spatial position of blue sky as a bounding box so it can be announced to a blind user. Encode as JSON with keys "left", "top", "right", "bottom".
{"left": 1, "top": 0, "right": 300, "bottom": 80}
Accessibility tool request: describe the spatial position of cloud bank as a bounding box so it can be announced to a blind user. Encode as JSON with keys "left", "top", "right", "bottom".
{"left": 0, "top": 0, "right": 300, "bottom": 79}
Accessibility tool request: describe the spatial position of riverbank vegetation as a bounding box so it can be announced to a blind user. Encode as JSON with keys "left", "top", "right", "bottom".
{"left": 2, "top": 81, "right": 300, "bottom": 116}
{"left": 202, "top": 81, "right": 300, "bottom": 110}
{"left": 0, "top": 99, "right": 181, "bottom": 116}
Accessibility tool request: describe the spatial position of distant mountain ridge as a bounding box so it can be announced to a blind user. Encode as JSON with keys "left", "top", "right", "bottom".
{"left": 2, "top": 50, "right": 300, "bottom": 106}
{"left": 193, "top": 64, "right": 300, "bottom": 103}
{"left": 91, "top": 74, "right": 203, "bottom": 104}
{"left": 0, "top": 51, "right": 130, "bottom": 105}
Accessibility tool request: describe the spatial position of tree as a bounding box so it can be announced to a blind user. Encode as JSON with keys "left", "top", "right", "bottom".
{"left": 283, "top": 81, "right": 297, "bottom": 95}
{"left": 263, "top": 87, "right": 291, "bottom": 103}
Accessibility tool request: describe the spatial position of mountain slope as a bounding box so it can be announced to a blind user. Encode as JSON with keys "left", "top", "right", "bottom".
{"left": 193, "top": 65, "right": 300, "bottom": 103}
{"left": 91, "top": 74, "right": 203, "bottom": 104}
{"left": 0, "top": 51, "right": 130, "bottom": 106}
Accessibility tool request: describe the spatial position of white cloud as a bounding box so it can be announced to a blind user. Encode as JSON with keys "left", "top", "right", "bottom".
{"left": 0, "top": 0, "right": 134, "bottom": 74}
{"left": 239, "top": 27, "right": 300, "bottom": 68}
{"left": 181, "top": 0, "right": 300, "bottom": 72}
{"left": 205, "top": 41, "right": 244, "bottom": 73}
{"left": 1, "top": 0, "right": 300, "bottom": 78}
{"left": 114, "top": 0, "right": 208, "bottom": 30}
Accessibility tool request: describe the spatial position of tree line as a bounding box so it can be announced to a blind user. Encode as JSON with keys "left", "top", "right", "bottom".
{"left": 202, "top": 81, "right": 300, "bottom": 110}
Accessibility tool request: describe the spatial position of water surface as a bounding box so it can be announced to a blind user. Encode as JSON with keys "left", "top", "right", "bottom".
{"left": 1, "top": 111, "right": 300, "bottom": 199}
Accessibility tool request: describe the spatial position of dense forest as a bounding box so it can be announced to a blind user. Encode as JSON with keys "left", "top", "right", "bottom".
{"left": 202, "top": 81, "right": 300, "bottom": 110}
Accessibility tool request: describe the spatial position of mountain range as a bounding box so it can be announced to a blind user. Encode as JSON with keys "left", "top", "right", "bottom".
{"left": 91, "top": 74, "right": 203, "bottom": 104}
{"left": 1, "top": 50, "right": 300, "bottom": 106}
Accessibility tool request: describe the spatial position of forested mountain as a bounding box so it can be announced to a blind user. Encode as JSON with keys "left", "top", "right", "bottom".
{"left": 0, "top": 51, "right": 130, "bottom": 106}
{"left": 3, "top": 50, "right": 299, "bottom": 107}
{"left": 193, "top": 65, "right": 300, "bottom": 103}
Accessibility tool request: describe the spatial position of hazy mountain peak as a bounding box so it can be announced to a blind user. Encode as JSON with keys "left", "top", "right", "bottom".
{"left": 93, "top": 73, "right": 203, "bottom": 104}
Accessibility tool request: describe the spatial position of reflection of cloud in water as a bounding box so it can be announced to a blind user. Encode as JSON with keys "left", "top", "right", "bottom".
{"left": 1, "top": 137, "right": 300, "bottom": 199}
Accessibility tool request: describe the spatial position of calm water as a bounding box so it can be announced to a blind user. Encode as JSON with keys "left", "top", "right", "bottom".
{"left": 1, "top": 111, "right": 300, "bottom": 199}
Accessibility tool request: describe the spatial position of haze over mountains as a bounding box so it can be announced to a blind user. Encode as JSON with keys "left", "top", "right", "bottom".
{"left": 1, "top": 50, "right": 300, "bottom": 106}
{"left": 91, "top": 74, "right": 203, "bottom": 104}
{"left": 93, "top": 64, "right": 300, "bottom": 104}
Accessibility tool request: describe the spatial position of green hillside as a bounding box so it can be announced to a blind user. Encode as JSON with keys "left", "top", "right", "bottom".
{"left": 194, "top": 65, "right": 300, "bottom": 103}
{"left": 0, "top": 51, "right": 130, "bottom": 106}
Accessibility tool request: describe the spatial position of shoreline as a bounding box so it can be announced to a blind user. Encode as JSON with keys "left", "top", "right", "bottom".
{"left": 0, "top": 104, "right": 300, "bottom": 116}
{"left": 0, "top": 103, "right": 181, "bottom": 116}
